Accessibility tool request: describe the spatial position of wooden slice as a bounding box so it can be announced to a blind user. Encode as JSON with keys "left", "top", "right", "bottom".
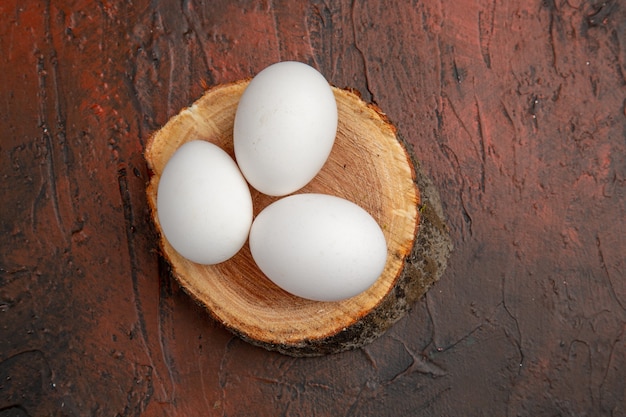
{"left": 144, "top": 80, "right": 452, "bottom": 356}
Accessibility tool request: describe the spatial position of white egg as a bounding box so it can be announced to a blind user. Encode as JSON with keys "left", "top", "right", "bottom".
{"left": 157, "top": 140, "right": 253, "bottom": 265}
{"left": 234, "top": 61, "right": 338, "bottom": 196}
{"left": 249, "top": 194, "right": 388, "bottom": 302}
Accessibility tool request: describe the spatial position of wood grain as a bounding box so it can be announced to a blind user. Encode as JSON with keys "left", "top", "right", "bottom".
{"left": 144, "top": 81, "right": 447, "bottom": 355}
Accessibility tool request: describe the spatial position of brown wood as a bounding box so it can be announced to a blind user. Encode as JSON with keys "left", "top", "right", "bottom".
{"left": 144, "top": 80, "right": 450, "bottom": 355}
{"left": 2, "top": 0, "right": 626, "bottom": 415}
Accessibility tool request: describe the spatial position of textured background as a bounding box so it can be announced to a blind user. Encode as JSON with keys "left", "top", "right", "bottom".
{"left": 1, "top": 0, "right": 625, "bottom": 416}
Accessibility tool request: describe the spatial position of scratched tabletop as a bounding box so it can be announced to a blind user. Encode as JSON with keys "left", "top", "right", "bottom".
{"left": 2, "top": 1, "right": 625, "bottom": 416}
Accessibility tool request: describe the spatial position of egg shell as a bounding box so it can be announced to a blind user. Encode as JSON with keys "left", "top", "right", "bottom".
{"left": 157, "top": 140, "right": 253, "bottom": 265}
{"left": 234, "top": 61, "right": 338, "bottom": 196}
{"left": 249, "top": 193, "right": 388, "bottom": 302}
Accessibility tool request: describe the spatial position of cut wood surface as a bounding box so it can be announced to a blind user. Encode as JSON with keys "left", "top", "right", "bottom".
{"left": 145, "top": 80, "right": 450, "bottom": 355}
{"left": 2, "top": 0, "right": 626, "bottom": 415}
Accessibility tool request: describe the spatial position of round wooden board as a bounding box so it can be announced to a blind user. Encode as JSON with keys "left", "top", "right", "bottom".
{"left": 144, "top": 80, "right": 452, "bottom": 356}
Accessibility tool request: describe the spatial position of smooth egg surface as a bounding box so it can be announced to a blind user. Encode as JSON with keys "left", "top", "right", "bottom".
{"left": 157, "top": 140, "right": 253, "bottom": 265}
{"left": 249, "top": 194, "right": 388, "bottom": 302}
{"left": 234, "top": 61, "right": 338, "bottom": 196}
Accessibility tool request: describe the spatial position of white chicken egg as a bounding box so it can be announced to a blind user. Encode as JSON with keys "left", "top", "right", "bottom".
{"left": 234, "top": 61, "right": 338, "bottom": 196}
{"left": 249, "top": 194, "right": 388, "bottom": 302}
{"left": 157, "top": 140, "right": 253, "bottom": 265}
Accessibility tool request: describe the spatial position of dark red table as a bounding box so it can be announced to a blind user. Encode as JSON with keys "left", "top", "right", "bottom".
{"left": 2, "top": 1, "right": 625, "bottom": 415}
